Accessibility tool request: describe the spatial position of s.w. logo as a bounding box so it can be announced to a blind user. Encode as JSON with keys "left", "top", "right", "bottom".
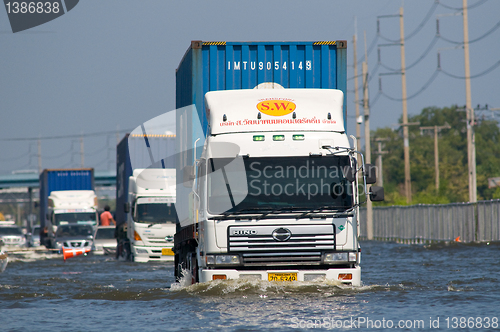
{"left": 256, "top": 100, "right": 296, "bottom": 117}
{"left": 3, "top": 0, "right": 79, "bottom": 33}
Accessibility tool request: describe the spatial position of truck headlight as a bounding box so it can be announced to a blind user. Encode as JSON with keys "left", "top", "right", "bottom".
{"left": 323, "top": 252, "right": 348, "bottom": 264}
{"left": 206, "top": 254, "right": 241, "bottom": 266}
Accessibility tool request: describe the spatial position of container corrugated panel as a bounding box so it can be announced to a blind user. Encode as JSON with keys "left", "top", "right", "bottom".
{"left": 176, "top": 40, "right": 348, "bottom": 136}
{"left": 126, "top": 135, "right": 176, "bottom": 170}
{"left": 115, "top": 134, "right": 177, "bottom": 225}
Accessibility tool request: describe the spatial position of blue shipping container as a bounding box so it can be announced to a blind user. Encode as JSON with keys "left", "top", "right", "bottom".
{"left": 176, "top": 40, "right": 348, "bottom": 137}
{"left": 39, "top": 168, "right": 94, "bottom": 229}
{"left": 115, "top": 134, "right": 177, "bottom": 225}
{"left": 175, "top": 40, "right": 347, "bottom": 225}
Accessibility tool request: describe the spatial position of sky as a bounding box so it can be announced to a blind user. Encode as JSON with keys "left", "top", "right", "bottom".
{"left": 1, "top": 0, "right": 499, "bottom": 176}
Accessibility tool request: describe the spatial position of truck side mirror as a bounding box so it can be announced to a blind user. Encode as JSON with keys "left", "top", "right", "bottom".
{"left": 344, "top": 166, "right": 356, "bottom": 183}
{"left": 365, "top": 164, "right": 377, "bottom": 184}
{"left": 124, "top": 202, "right": 130, "bottom": 213}
{"left": 369, "top": 186, "right": 384, "bottom": 201}
{"left": 183, "top": 166, "right": 195, "bottom": 188}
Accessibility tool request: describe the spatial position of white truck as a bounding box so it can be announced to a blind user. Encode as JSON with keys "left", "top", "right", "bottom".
{"left": 174, "top": 88, "right": 383, "bottom": 286}
{"left": 46, "top": 190, "right": 98, "bottom": 248}
{"left": 122, "top": 168, "right": 177, "bottom": 262}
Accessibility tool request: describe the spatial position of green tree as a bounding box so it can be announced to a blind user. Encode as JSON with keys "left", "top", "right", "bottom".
{"left": 371, "top": 105, "right": 500, "bottom": 205}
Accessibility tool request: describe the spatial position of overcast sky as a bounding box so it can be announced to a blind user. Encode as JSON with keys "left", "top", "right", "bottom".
{"left": 1, "top": 0, "right": 499, "bottom": 176}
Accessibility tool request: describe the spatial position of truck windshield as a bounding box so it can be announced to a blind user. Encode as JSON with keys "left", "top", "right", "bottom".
{"left": 54, "top": 213, "right": 97, "bottom": 225}
{"left": 135, "top": 203, "right": 177, "bottom": 224}
{"left": 0, "top": 226, "right": 24, "bottom": 236}
{"left": 55, "top": 225, "right": 93, "bottom": 238}
{"left": 207, "top": 156, "right": 354, "bottom": 214}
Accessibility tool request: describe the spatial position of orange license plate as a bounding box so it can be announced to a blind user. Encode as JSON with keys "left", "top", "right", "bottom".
{"left": 162, "top": 248, "right": 174, "bottom": 256}
{"left": 268, "top": 273, "right": 297, "bottom": 281}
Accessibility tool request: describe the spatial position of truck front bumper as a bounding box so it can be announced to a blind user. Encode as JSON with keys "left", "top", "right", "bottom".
{"left": 199, "top": 266, "right": 361, "bottom": 286}
{"left": 132, "top": 245, "right": 175, "bottom": 263}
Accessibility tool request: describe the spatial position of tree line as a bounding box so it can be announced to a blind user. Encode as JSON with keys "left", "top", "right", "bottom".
{"left": 371, "top": 105, "right": 500, "bottom": 205}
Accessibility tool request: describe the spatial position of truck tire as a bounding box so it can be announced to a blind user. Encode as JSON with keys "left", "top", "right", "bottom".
{"left": 117, "top": 240, "right": 131, "bottom": 261}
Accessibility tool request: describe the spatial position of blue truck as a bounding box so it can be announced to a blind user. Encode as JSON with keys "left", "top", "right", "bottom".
{"left": 39, "top": 168, "right": 96, "bottom": 248}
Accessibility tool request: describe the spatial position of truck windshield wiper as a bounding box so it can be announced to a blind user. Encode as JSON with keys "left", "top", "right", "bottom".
{"left": 295, "top": 206, "right": 351, "bottom": 219}
{"left": 220, "top": 207, "right": 274, "bottom": 217}
{"left": 255, "top": 207, "right": 296, "bottom": 221}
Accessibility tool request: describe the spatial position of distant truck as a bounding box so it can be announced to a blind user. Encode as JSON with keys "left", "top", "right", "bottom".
{"left": 174, "top": 41, "right": 383, "bottom": 286}
{"left": 115, "top": 134, "right": 177, "bottom": 262}
{"left": 39, "top": 169, "right": 97, "bottom": 248}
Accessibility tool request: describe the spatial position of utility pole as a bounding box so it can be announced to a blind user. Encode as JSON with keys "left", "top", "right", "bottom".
{"left": 37, "top": 139, "right": 42, "bottom": 173}
{"left": 362, "top": 59, "right": 373, "bottom": 240}
{"left": 374, "top": 138, "right": 389, "bottom": 187}
{"left": 353, "top": 33, "right": 361, "bottom": 144}
{"left": 80, "top": 133, "right": 84, "bottom": 167}
{"left": 463, "top": 0, "right": 477, "bottom": 203}
{"left": 399, "top": 7, "right": 412, "bottom": 204}
{"left": 420, "top": 124, "right": 451, "bottom": 191}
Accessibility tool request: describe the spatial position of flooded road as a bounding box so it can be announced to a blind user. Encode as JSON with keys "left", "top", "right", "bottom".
{"left": 2, "top": 241, "right": 499, "bottom": 331}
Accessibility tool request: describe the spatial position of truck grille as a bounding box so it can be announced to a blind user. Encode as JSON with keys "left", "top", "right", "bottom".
{"left": 228, "top": 224, "right": 335, "bottom": 252}
{"left": 242, "top": 252, "right": 322, "bottom": 266}
{"left": 144, "top": 236, "right": 171, "bottom": 245}
{"left": 2, "top": 237, "right": 22, "bottom": 244}
{"left": 65, "top": 240, "right": 89, "bottom": 248}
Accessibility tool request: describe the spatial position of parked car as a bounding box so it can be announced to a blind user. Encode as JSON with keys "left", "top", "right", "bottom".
{"left": 0, "top": 221, "right": 26, "bottom": 249}
{"left": 93, "top": 226, "right": 116, "bottom": 255}
{"left": 27, "top": 225, "right": 41, "bottom": 247}
{"left": 53, "top": 224, "right": 94, "bottom": 252}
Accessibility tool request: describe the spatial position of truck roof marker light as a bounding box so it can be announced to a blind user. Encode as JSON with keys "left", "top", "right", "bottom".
{"left": 253, "top": 135, "right": 265, "bottom": 141}
{"left": 292, "top": 135, "right": 305, "bottom": 141}
{"left": 223, "top": 114, "right": 227, "bottom": 122}
{"left": 328, "top": 112, "right": 331, "bottom": 120}
{"left": 213, "top": 275, "right": 227, "bottom": 280}
{"left": 273, "top": 135, "right": 285, "bottom": 141}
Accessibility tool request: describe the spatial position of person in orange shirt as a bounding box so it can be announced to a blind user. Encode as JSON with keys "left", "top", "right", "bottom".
{"left": 100, "top": 205, "right": 116, "bottom": 226}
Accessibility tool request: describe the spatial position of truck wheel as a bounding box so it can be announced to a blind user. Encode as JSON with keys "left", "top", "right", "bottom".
{"left": 174, "top": 254, "right": 180, "bottom": 281}
{"left": 191, "top": 254, "right": 198, "bottom": 284}
{"left": 117, "top": 240, "right": 131, "bottom": 261}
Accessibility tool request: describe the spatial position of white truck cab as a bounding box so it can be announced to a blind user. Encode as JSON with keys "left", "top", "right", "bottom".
{"left": 46, "top": 190, "right": 98, "bottom": 248}
{"left": 175, "top": 88, "right": 383, "bottom": 286}
{"left": 126, "top": 168, "right": 177, "bottom": 262}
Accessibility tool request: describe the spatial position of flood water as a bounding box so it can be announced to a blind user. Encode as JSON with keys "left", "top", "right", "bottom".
{"left": 1, "top": 241, "right": 499, "bottom": 331}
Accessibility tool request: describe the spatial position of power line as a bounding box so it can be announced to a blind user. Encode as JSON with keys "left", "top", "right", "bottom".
{"left": 377, "top": 1, "right": 439, "bottom": 43}
{"left": 378, "top": 35, "right": 439, "bottom": 72}
{"left": 437, "top": 0, "right": 488, "bottom": 11}
{"left": 438, "top": 19, "right": 500, "bottom": 45}
{"left": 440, "top": 58, "right": 500, "bottom": 79}
{"left": 0, "top": 151, "right": 30, "bottom": 162}
{"left": 379, "top": 69, "right": 440, "bottom": 102}
{"left": 405, "top": 1, "right": 439, "bottom": 41}
{"left": 0, "top": 128, "right": 132, "bottom": 142}
{"left": 43, "top": 147, "right": 73, "bottom": 160}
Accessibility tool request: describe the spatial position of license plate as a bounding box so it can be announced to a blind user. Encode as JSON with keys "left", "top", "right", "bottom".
{"left": 162, "top": 248, "right": 174, "bottom": 256}
{"left": 268, "top": 272, "right": 297, "bottom": 282}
